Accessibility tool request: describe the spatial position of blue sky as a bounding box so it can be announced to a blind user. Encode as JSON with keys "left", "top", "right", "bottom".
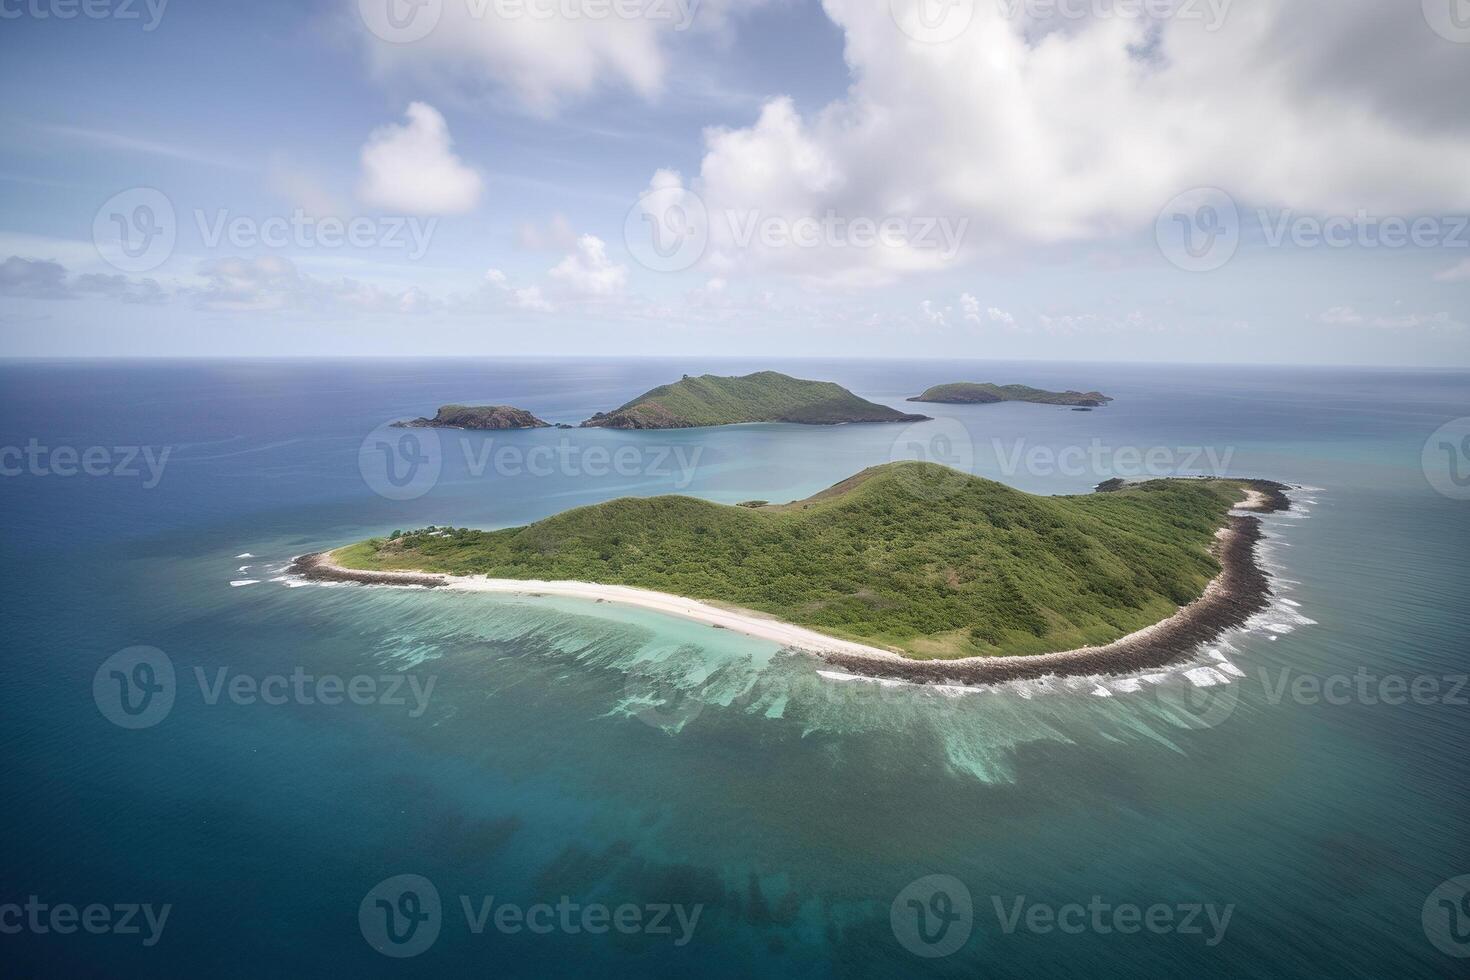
{"left": 1, "top": 0, "right": 1469, "bottom": 364}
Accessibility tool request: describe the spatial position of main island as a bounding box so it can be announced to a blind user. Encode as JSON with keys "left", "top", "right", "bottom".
{"left": 292, "top": 463, "right": 1290, "bottom": 684}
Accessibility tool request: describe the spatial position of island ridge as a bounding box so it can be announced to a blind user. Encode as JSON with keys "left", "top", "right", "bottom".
{"left": 393, "top": 405, "right": 552, "bottom": 430}
{"left": 909, "top": 383, "right": 1113, "bottom": 407}
{"left": 581, "top": 371, "right": 929, "bottom": 429}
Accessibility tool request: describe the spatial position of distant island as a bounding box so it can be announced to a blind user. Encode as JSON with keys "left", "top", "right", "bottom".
{"left": 292, "top": 463, "right": 1290, "bottom": 683}
{"left": 581, "top": 371, "right": 929, "bottom": 429}
{"left": 908, "top": 383, "right": 1113, "bottom": 407}
{"left": 393, "top": 405, "right": 551, "bottom": 430}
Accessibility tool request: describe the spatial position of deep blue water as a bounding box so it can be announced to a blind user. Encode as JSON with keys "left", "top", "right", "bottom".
{"left": 1, "top": 358, "right": 1468, "bottom": 978}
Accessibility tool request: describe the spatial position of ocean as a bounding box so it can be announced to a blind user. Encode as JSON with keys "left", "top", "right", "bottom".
{"left": 1, "top": 358, "right": 1467, "bottom": 977}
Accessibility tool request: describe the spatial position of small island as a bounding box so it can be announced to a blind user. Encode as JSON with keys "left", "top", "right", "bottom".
{"left": 581, "top": 371, "right": 929, "bottom": 429}
{"left": 909, "top": 383, "right": 1113, "bottom": 407}
{"left": 393, "top": 404, "right": 551, "bottom": 430}
{"left": 292, "top": 463, "right": 1290, "bottom": 683}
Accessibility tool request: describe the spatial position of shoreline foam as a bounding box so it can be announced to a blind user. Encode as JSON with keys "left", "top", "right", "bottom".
{"left": 286, "top": 480, "right": 1292, "bottom": 685}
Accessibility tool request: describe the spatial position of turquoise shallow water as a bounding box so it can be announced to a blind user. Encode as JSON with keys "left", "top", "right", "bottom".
{"left": 1, "top": 359, "right": 1467, "bottom": 977}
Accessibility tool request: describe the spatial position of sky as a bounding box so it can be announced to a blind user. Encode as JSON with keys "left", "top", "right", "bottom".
{"left": 1, "top": 0, "right": 1469, "bottom": 365}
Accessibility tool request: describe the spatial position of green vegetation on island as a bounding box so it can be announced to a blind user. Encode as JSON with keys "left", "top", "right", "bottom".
{"left": 908, "top": 383, "right": 1113, "bottom": 407}
{"left": 581, "top": 371, "right": 929, "bottom": 429}
{"left": 394, "top": 405, "right": 551, "bottom": 430}
{"left": 332, "top": 462, "right": 1258, "bottom": 660}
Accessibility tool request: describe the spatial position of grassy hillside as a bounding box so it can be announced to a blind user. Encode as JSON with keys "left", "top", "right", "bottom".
{"left": 334, "top": 463, "right": 1254, "bottom": 659}
{"left": 909, "top": 382, "right": 1112, "bottom": 406}
{"left": 582, "top": 371, "right": 929, "bottom": 428}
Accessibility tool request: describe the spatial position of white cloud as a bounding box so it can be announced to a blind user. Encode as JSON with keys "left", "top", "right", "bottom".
{"left": 515, "top": 213, "right": 579, "bottom": 251}
{"left": 512, "top": 286, "right": 555, "bottom": 313}
{"left": 192, "top": 255, "right": 431, "bottom": 314}
{"left": 919, "top": 300, "right": 950, "bottom": 327}
{"left": 1319, "top": 305, "right": 1364, "bottom": 325}
{"left": 0, "top": 255, "right": 165, "bottom": 304}
{"left": 1318, "top": 305, "right": 1463, "bottom": 330}
{"left": 481, "top": 266, "right": 554, "bottom": 312}
{"left": 1433, "top": 259, "right": 1470, "bottom": 283}
{"left": 548, "top": 235, "right": 628, "bottom": 297}
{"left": 358, "top": 103, "right": 482, "bottom": 215}
{"left": 354, "top": 0, "right": 767, "bottom": 114}
{"left": 668, "top": 2, "right": 1470, "bottom": 283}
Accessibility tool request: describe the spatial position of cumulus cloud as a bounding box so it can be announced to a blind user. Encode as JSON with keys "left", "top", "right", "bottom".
{"left": 663, "top": 1, "right": 1470, "bottom": 283}
{"left": 1433, "top": 259, "right": 1470, "bottom": 283}
{"left": 358, "top": 103, "right": 482, "bottom": 214}
{"left": 919, "top": 300, "right": 950, "bottom": 327}
{"left": 0, "top": 255, "right": 165, "bottom": 303}
{"left": 548, "top": 235, "right": 628, "bottom": 297}
{"left": 0, "top": 256, "right": 69, "bottom": 299}
{"left": 515, "top": 213, "right": 579, "bottom": 252}
{"left": 959, "top": 293, "right": 1018, "bottom": 328}
{"left": 355, "top": 0, "right": 766, "bottom": 114}
{"left": 482, "top": 266, "right": 555, "bottom": 312}
{"left": 192, "top": 255, "right": 431, "bottom": 314}
{"left": 1318, "top": 305, "right": 1463, "bottom": 330}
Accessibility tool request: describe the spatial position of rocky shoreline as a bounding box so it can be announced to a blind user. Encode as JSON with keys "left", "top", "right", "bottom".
{"left": 816, "top": 480, "right": 1292, "bottom": 684}
{"left": 287, "top": 552, "right": 449, "bottom": 588}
